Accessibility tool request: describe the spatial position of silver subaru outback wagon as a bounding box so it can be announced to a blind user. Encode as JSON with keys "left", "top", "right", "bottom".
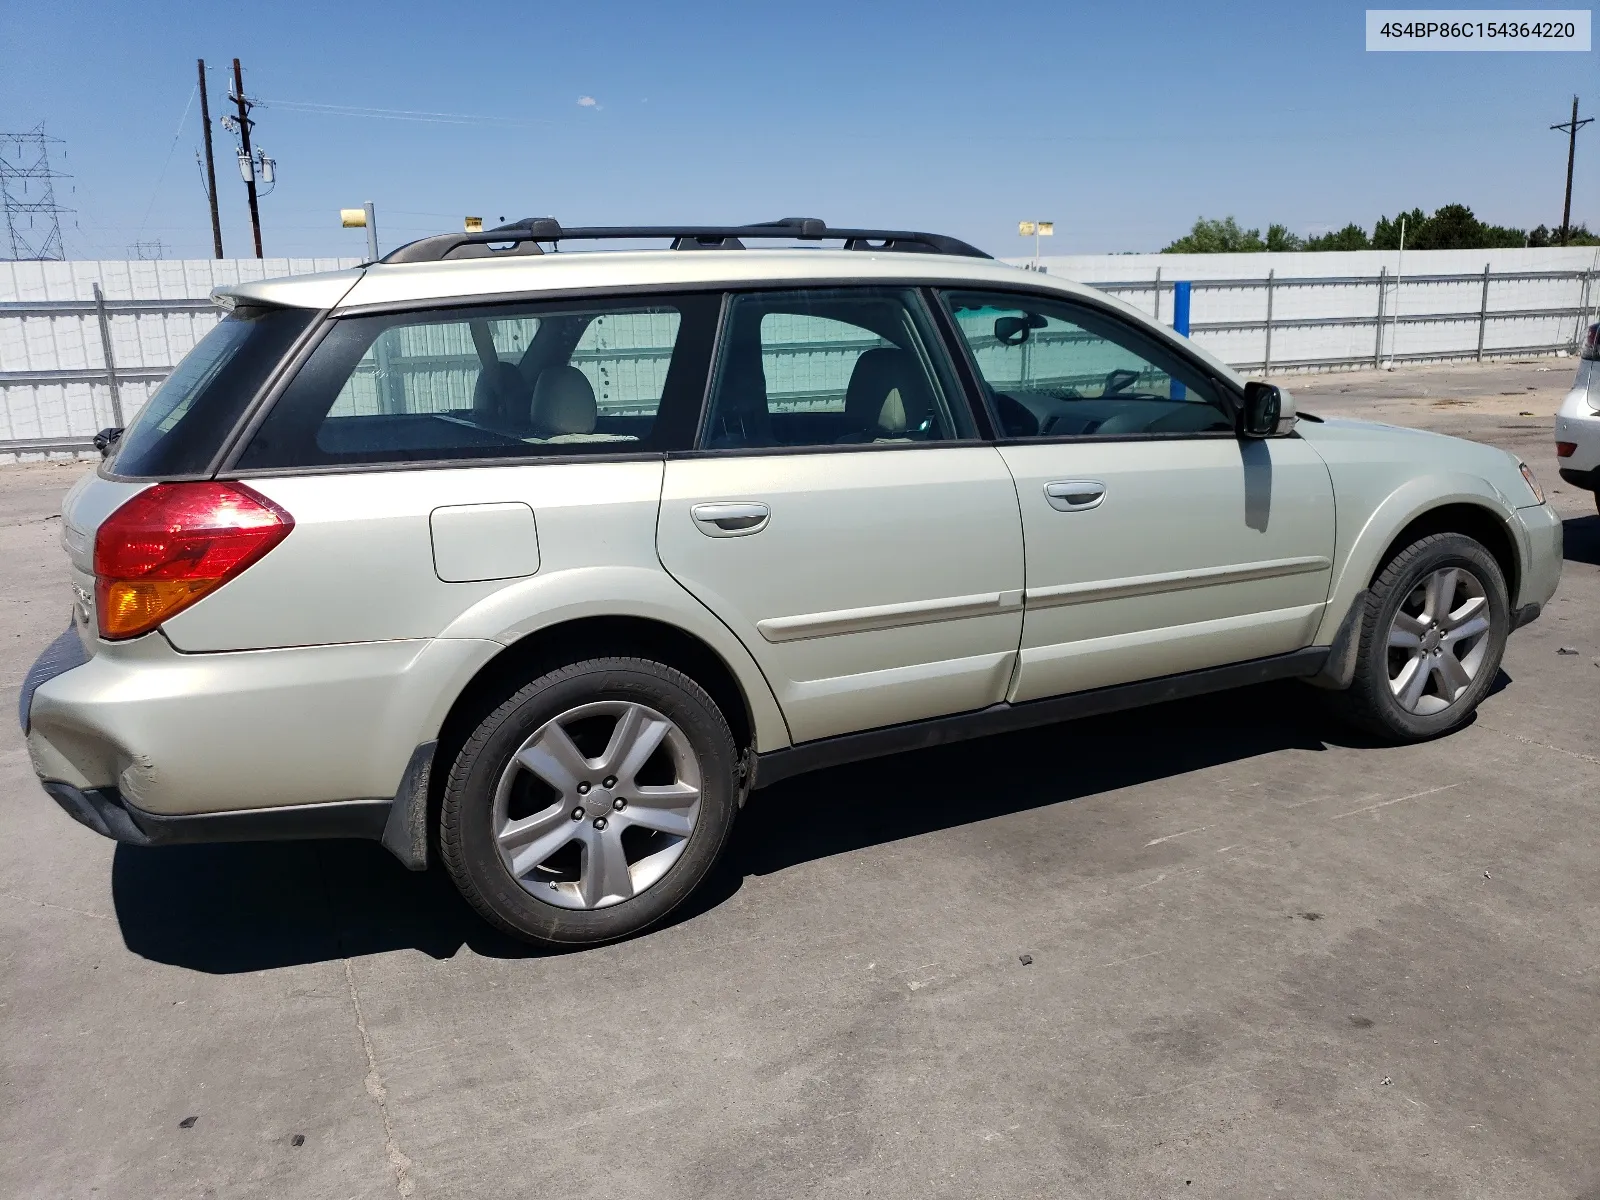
{"left": 21, "top": 219, "right": 1563, "bottom": 946}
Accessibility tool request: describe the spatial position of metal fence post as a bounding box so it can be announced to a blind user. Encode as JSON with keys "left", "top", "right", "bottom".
{"left": 1475, "top": 264, "right": 1490, "bottom": 361}
{"left": 1153, "top": 266, "right": 1162, "bottom": 323}
{"left": 91, "top": 282, "right": 124, "bottom": 427}
{"left": 1373, "top": 267, "right": 1387, "bottom": 367}
{"left": 1262, "top": 269, "right": 1275, "bottom": 376}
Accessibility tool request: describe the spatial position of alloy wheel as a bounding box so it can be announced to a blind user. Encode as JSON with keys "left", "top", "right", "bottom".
{"left": 1385, "top": 566, "right": 1492, "bottom": 715}
{"left": 492, "top": 700, "right": 703, "bottom": 910}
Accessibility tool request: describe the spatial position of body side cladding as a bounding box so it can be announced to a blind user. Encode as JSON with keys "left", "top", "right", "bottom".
{"left": 751, "top": 647, "right": 1328, "bottom": 790}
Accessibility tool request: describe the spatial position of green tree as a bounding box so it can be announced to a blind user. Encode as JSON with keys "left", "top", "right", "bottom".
{"left": 1264, "top": 223, "right": 1304, "bottom": 252}
{"left": 1162, "top": 216, "right": 1266, "bottom": 253}
{"left": 1374, "top": 204, "right": 1526, "bottom": 250}
{"left": 1303, "top": 223, "right": 1371, "bottom": 251}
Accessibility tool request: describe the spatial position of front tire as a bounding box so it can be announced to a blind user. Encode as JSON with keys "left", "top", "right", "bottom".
{"left": 1335, "top": 532, "right": 1510, "bottom": 742}
{"left": 440, "top": 657, "right": 740, "bottom": 946}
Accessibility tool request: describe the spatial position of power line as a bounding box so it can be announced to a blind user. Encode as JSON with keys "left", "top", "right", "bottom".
{"left": 0, "top": 124, "right": 71, "bottom": 260}
{"left": 135, "top": 82, "right": 198, "bottom": 244}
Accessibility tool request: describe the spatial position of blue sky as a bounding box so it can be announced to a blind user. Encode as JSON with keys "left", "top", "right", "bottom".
{"left": 1, "top": 0, "right": 1595, "bottom": 259}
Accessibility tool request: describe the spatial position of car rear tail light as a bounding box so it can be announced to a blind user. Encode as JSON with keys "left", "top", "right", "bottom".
{"left": 94, "top": 482, "right": 292, "bottom": 640}
{"left": 1556, "top": 442, "right": 1577, "bottom": 458}
{"left": 1583, "top": 323, "right": 1600, "bottom": 361}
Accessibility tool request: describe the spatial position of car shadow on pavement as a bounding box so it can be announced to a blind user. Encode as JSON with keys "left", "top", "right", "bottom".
{"left": 1563, "top": 514, "right": 1599, "bottom": 566}
{"left": 113, "top": 679, "right": 1378, "bottom": 973}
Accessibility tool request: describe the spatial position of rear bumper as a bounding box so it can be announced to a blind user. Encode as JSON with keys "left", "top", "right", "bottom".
{"left": 1558, "top": 465, "right": 1598, "bottom": 491}
{"left": 22, "top": 628, "right": 497, "bottom": 820}
{"left": 42, "top": 780, "right": 389, "bottom": 847}
{"left": 1555, "top": 390, "right": 1600, "bottom": 475}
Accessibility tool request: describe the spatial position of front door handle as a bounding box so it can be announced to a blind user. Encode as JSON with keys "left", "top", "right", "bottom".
{"left": 1044, "top": 480, "right": 1107, "bottom": 511}
{"left": 691, "top": 502, "right": 771, "bottom": 536}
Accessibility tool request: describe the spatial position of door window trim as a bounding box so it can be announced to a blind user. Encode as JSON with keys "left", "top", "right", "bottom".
{"left": 687, "top": 285, "right": 990, "bottom": 456}
{"left": 932, "top": 285, "right": 1246, "bottom": 446}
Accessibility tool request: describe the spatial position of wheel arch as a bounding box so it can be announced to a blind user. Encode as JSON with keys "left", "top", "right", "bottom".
{"left": 1315, "top": 477, "right": 1526, "bottom": 647}
{"left": 1372, "top": 502, "right": 1519, "bottom": 600}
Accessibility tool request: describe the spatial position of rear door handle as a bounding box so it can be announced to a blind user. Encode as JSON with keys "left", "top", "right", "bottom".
{"left": 691, "top": 502, "right": 771, "bottom": 536}
{"left": 1044, "top": 480, "right": 1107, "bottom": 511}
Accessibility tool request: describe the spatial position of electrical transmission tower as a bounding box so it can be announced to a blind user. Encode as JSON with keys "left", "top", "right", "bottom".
{"left": 0, "top": 124, "right": 71, "bottom": 260}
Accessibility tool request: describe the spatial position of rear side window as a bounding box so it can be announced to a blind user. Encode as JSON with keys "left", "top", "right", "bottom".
{"left": 235, "top": 294, "right": 717, "bottom": 470}
{"left": 700, "top": 288, "right": 973, "bottom": 450}
{"left": 111, "top": 305, "right": 315, "bottom": 477}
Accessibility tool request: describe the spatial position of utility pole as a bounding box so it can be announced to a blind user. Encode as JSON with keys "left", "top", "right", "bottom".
{"left": 231, "top": 58, "right": 262, "bottom": 257}
{"left": 1551, "top": 96, "right": 1593, "bottom": 246}
{"left": 197, "top": 59, "right": 223, "bottom": 258}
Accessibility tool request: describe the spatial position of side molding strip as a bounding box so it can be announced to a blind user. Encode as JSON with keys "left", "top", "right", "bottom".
{"left": 751, "top": 647, "right": 1329, "bottom": 790}
{"left": 756, "top": 589, "right": 1023, "bottom": 643}
{"left": 1025, "top": 556, "right": 1332, "bottom": 610}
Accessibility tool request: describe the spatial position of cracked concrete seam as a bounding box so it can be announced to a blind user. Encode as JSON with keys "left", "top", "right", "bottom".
{"left": 342, "top": 958, "right": 416, "bottom": 1198}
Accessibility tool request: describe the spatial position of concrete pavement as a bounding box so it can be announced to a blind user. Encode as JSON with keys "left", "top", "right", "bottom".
{"left": 2, "top": 357, "right": 1596, "bottom": 1199}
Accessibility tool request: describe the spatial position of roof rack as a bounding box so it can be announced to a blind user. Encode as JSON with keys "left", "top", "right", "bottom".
{"left": 379, "top": 217, "right": 991, "bottom": 265}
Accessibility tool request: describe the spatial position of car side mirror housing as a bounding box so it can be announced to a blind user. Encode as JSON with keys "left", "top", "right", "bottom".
{"left": 1239, "top": 382, "right": 1293, "bottom": 438}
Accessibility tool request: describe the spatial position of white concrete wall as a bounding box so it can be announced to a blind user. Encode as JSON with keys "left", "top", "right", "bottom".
{"left": 0, "top": 259, "right": 358, "bottom": 457}
{"left": 1005, "top": 247, "right": 1600, "bottom": 373}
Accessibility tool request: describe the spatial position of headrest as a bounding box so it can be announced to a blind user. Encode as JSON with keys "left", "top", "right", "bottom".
{"left": 530, "top": 365, "right": 598, "bottom": 436}
{"left": 472, "top": 361, "right": 530, "bottom": 423}
{"left": 845, "top": 347, "right": 930, "bottom": 434}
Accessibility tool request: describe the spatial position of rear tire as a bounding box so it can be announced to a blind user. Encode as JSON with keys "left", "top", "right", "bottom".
{"left": 1333, "top": 532, "right": 1509, "bottom": 742}
{"left": 440, "top": 657, "right": 740, "bottom": 946}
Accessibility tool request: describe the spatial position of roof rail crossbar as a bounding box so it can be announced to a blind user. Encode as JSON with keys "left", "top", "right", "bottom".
{"left": 380, "top": 219, "right": 991, "bottom": 264}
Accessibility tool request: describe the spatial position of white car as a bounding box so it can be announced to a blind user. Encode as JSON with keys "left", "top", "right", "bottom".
{"left": 1557, "top": 322, "right": 1600, "bottom": 513}
{"left": 20, "top": 219, "right": 1564, "bottom": 946}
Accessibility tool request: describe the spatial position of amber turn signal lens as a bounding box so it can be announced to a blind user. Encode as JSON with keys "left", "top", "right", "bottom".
{"left": 93, "top": 482, "right": 292, "bottom": 640}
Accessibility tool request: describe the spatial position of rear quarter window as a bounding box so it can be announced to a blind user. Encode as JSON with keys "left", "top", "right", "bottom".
{"left": 110, "top": 305, "right": 315, "bottom": 477}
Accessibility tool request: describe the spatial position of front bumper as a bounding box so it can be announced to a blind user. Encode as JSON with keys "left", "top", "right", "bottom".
{"left": 1512, "top": 501, "right": 1564, "bottom": 617}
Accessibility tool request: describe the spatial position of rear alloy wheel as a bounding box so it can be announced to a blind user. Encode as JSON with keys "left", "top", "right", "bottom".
{"left": 442, "top": 658, "right": 739, "bottom": 946}
{"left": 1337, "top": 532, "right": 1509, "bottom": 741}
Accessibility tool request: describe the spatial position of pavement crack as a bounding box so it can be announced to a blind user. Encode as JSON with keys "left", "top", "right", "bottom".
{"left": 1477, "top": 723, "right": 1600, "bottom": 766}
{"left": 0, "top": 890, "right": 114, "bottom": 921}
{"left": 343, "top": 958, "right": 416, "bottom": 1197}
{"left": 1330, "top": 783, "right": 1458, "bottom": 820}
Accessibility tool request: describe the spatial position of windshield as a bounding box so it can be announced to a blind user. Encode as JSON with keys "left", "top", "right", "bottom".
{"left": 111, "top": 305, "right": 316, "bottom": 477}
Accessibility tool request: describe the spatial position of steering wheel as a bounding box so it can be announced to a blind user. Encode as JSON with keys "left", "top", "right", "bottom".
{"left": 1103, "top": 368, "right": 1141, "bottom": 396}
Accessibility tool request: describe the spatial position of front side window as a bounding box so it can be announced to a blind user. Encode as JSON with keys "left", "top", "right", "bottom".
{"left": 942, "top": 290, "right": 1233, "bottom": 439}
{"left": 700, "top": 288, "right": 974, "bottom": 450}
{"left": 236, "top": 295, "right": 716, "bottom": 469}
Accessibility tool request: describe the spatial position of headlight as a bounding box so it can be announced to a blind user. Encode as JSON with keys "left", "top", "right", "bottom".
{"left": 1518, "top": 460, "right": 1545, "bottom": 505}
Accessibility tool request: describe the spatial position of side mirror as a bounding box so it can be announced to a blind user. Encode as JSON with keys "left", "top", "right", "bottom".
{"left": 93, "top": 426, "right": 124, "bottom": 458}
{"left": 1238, "top": 382, "right": 1283, "bottom": 438}
{"left": 994, "top": 313, "right": 1047, "bottom": 346}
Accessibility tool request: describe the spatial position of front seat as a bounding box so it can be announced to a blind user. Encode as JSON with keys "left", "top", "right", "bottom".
{"left": 472, "top": 361, "right": 532, "bottom": 430}
{"left": 837, "top": 348, "right": 933, "bottom": 442}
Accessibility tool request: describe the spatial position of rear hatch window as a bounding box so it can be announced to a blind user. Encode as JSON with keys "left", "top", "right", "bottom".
{"left": 110, "top": 304, "right": 315, "bottom": 477}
